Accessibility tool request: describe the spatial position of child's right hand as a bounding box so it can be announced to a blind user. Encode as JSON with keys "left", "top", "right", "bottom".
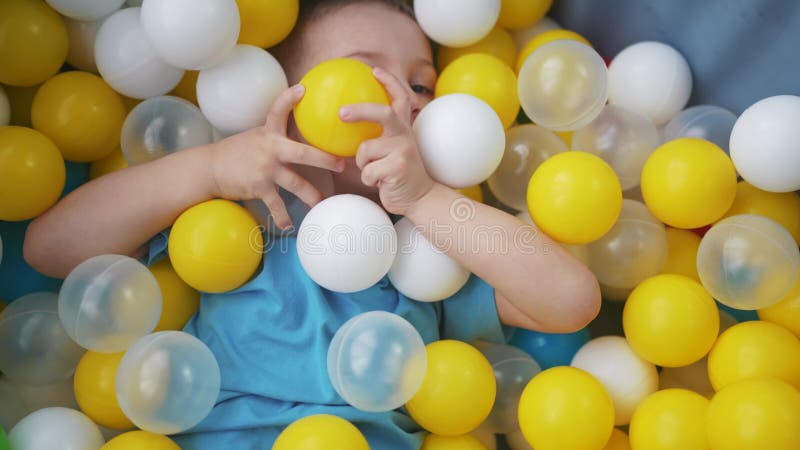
{"left": 208, "top": 84, "right": 345, "bottom": 229}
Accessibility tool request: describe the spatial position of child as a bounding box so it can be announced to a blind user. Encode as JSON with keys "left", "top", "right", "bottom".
{"left": 25, "top": 0, "right": 601, "bottom": 448}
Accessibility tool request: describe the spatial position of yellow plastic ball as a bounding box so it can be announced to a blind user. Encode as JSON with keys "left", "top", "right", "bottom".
{"left": 150, "top": 258, "right": 201, "bottom": 332}
{"left": 660, "top": 227, "right": 701, "bottom": 281}
{"left": 436, "top": 54, "right": 519, "bottom": 128}
{"left": 406, "top": 340, "right": 496, "bottom": 436}
{"left": 32, "top": 71, "right": 126, "bottom": 162}
{"left": 4, "top": 84, "right": 39, "bottom": 127}
{"left": 0, "top": 126, "right": 65, "bottom": 221}
{"left": 294, "top": 58, "right": 389, "bottom": 157}
{"left": 437, "top": 28, "right": 517, "bottom": 71}
{"left": 518, "top": 366, "right": 615, "bottom": 450}
{"left": 641, "top": 138, "right": 737, "bottom": 229}
{"left": 604, "top": 428, "right": 631, "bottom": 450}
{"left": 168, "top": 199, "right": 263, "bottom": 293}
{"left": 170, "top": 70, "right": 200, "bottom": 106}
{"left": 623, "top": 274, "right": 720, "bottom": 367}
{"left": 458, "top": 185, "right": 484, "bottom": 203}
{"left": 708, "top": 321, "right": 800, "bottom": 391}
{"left": 89, "top": 147, "right": 128, "bottom": 180}
{"left": 526, "top": 151, "right": 622, "bottom": 245}
{"left": 759, "top": 277, "right": 800, "bottom": 337}
{"left": 628, "top": 389, "right": 710, "bottom": 450}
{"left": 722, "top": 181, "right": 800, "bottom": 244}
{"left": 516, "top": 29, "right": 592, "bottom": 73}
{"left": 101, "top": 431, "right": 180, "bottom": 450}
{"left": 0, "top": 0, "right": 68, "bottom": 87}
{"left": 707, "top": 378, "right": 800, "bottom": 450}
{"left": 498, "top": 0, "right": 553, "bottom": 29}
{"left": 236, "top": 0, "right": 299, "bottom": 48}
{"left": 74, "top": 351, "right": 134, "bottom": 430}
{"left": 272, "top": 414, "right": 370, "bottom": 450}
{"left": 421, "top": 434, "right": 486, "bottom": 450}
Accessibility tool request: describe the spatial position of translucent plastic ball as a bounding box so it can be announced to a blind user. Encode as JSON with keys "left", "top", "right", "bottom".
{"left": 662, "top": 105, "right": 738, "bottom": 154}
{"left": 509, "top": 16, "right": 561, "bottom": 50}
{"left": 487, "top": 124, "right": 567, "bottom": 211}
{"left": 140, "top": 0, "right": 240, "bottom": 70}
{"left": 65, "top": 14, "right": 109, "bottom": 74}
{"left": 197, "top": 45, "right": 288, "bottom": 134}
{"left": 414, "top": 0, "right": 500, "bottom": 47}
{"left": 414, "top": 94, "right": 505, "bottom": 189}
{"left": 516, "top": 29, "right": 592, "bottom": 74}
{"left": 115, "top": 331, "right": 221, "bottom": 434}
{"left": 388, "top": 218, "right": 470, "bottom": 302}
{"left": 273, "top": 415, "right": 370, "bottom": 450}
{"left": 697, "top": 214, "right": 800, "bottom": 310}
{"left": 729, "top": 95, "right": 800, "bottom": 192}
{"left": 518, "top": 366, "right": 614, "bottom": 450}
{"left": 571, "top": 105, "right": 660, "bottom": 190}
{"left": 0, "top": 85, "right": 10, "bottom": 126}
{"left": 45, "top": 0, "right": 125, "bottom": 21}
{"left": 628, "top": 389, "right": 710, "bottom": 450}
{"left": 9, "top": 408, "right": 104, "bottom": 450}
{"left": 517, "top": 40, "right": 608, "bottom": 131}
{"left": 121, "top": 96, "right": 214, "bottom": 165}
{"left": 607, "top": 41, "right": 692, "bottom": 126}
{"left": 297, "top": 194, "right": 397, "bottom": 293}
{"left": 0, "top": 292, "right": 86, "bottom": 386}
{"left": 641, "top": 137, "right": 737, "bottom": 229}
{"left": 585, "top": 199, "right": 668, "bottom": 290}
{"left": 327, "top": 311, "right": 427, "bottom": 412}
{"left": 95, "top": 8, "right": 184, "bottom": 99}
{"left": 623, "top": 274, "right": 720, "bottom": 367}
{"left": 477, "top": 342, "right": 541, "bottom": 434}
{"left": 570, "top": 336, "right": 659, "bottom": 425}
{"left": 59, "top": 254, "right": 162, "bottom": 352}
{"left": 294, "top": 58, "right": 390, "bottom": 157}
{"left": 0, "top": 376, "right": 29, "bottom": 430}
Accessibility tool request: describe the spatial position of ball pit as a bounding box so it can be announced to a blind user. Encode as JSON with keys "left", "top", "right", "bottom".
{"left": 628, "top": 389, "right": 710, "bottom": 450}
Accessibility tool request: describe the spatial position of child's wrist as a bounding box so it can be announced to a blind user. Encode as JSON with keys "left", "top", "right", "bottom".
{"left": 404, "top": 181, "right": 446, "bottom": 222}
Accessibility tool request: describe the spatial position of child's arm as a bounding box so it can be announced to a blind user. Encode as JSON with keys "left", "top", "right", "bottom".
{"left": 343, "top": 67, "right": 600, "bottom": 333}
{"left": 25, "top": 85, "right": 344, "bottom": 279}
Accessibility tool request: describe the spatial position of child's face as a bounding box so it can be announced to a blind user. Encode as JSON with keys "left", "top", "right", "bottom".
{"left": 289, "top": 2, "right": 437, "bottom": 200}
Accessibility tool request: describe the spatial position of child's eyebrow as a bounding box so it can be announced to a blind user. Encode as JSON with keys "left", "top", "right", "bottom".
{"left": 345, "top": 51, "right": 434, "bottom": 68}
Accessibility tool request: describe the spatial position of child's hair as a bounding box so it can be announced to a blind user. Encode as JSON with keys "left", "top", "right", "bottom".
{"left": 273, "top": 0, "right": 416, "bottom": 77}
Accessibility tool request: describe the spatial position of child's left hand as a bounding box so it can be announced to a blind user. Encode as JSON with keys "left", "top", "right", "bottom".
{"left": 338, "top": 67, "right": 435, "bottom": 216}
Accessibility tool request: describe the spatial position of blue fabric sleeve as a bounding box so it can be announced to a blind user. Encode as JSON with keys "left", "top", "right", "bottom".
{"left": 142, "top": 228, "right": 171, "bottom": 267}
{"left": 438, "top": 274, "right": 506, "bottom": 345}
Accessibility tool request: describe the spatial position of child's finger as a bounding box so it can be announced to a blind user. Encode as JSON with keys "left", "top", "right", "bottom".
{"left": 355, "top": 138, "right": 392, "bottom": 170}
{"left": 361, "top": 158, "right": 394, "bottom": 188}
{"left": 275, "top": 167, "right": 325, "bottom": 208}
{"left": 278, "top": 142, "right": 345, "bottom": 172}
{"left": 372, "top": 67, "right": 412, "bottom": 123}
{"left": 339, "top": 103, "right": 405, "bottom": 136}
{"left": 264, "top": 84, "right": 305, "bottom": 135}
{"left": 261, "top": 188, "right": 292, "bottom": 230}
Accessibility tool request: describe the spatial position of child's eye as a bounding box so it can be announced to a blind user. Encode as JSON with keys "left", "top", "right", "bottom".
{"left": 411, "top": 84, "right": 434, "bottom": 96}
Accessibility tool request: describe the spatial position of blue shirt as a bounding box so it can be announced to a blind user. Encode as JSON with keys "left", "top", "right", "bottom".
{"left": 145, "top": 218, "right": 504, "bottom": 450}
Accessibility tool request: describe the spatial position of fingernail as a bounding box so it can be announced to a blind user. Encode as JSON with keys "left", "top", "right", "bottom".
{"left": 372, "top": 67, "right": 384, "bottom": 76}
{"left": 339, "top": 107, "right": 350, "bottom": 120}
{"left": 292, "top": 84, "right": 305, "bottom": 94}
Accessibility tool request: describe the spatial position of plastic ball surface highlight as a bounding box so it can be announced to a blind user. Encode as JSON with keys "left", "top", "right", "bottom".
{"left": 413, "top": 94, "right": 505, "bottom": 189}
{"left": 697, "top": 214, "right": 800, "bottom": 310}
{"left": 628, "top": 389, "right": 710, "bottom": 450}
{"left": 9, "top": 408, "right": 104, "bottom": 450}
{"left": 518, "top": 40, "right": 608, "bottom": 131}
{"left": 101, "top": 431, "right": 180, "bottom": 450}
{"left": 74, "top": 351, "right": 134, "bottom": 430}
{"left": 115, "top": 331, "right": 221, "bottom": 434}
{"left": 169, "top": 199, "right": 263, "bottom": 293}
{"left": 294, "top": 58, "right": 390, "bottom": 157}
{"left": 414, "top": 0, "right": 501, "bottom": 47}
{"left": 526, "top": 151, "right": 622, "bottom": 245}
{"left": 517, "top": 366, "right": 614, "bottom": 450}
{"left": 272, "top": 414, "right": 370, "bottom": 450}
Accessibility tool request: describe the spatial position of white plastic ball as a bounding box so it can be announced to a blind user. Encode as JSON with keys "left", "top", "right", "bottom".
{"left": 570, "top": 335, "right": 659, "bottom": 425}
{"left": 0, "top": 85, "right": 10, "bottom": 126}
{"left": 0, "top": 292, "right": 86, "bottom": 387}
{"left": 518, "top": 40, "right": 608, "bottom": 131}
{"left": 413, "top": 93, "right": 505, "bottom": 188}
{"left": 572, "top": 105, "right": 660, "bottom": 190}
{"left": 479, "top": 342, "right": 541, "bottom": 434}
{"left": 607, "top": 41, "right": 692, "bottom": 126}
{"left": 388, "top": 217, "right": 470, "bottom": 302}
{"left": 327, "top": 311, "right": 427, "bottom": 412}
{"left": 297, "top": 194, "right": 397, "bottom": 293}
{"left": 58, "top": 254, "right": 162, "bottom": 352}
{"left": 662, "top": 105, "right": 738, "bottom": 154}
{"left": 697, "top": 214, "right": 800, "bottom": 310}
{"left": 9, "top": 408, "right": 104, "bottom": 450}
{"left": 65, "top": 14, "right": 111, "bottom": 74}
{"left": 510, "top": 16, "right": 561, "bottom": 50}
{"left": 95, "top": 7, "right": 184, "bottom": 99}
{"left": 197, "top": 45, "right": 288, "bottom": 134}
{"left": 729, "top": 95, "right": 800, "bottom": 192}
{"left": 414, "top": 0, "right": 500, "bottom": 47}
{"left": 121, "top": 96, "right": 214, "bottom": 165}
{"left": 46, "top": 0, "right": 125, "bottom": 21}
{"left": 140, "top": 0, "right": 240, "bottom": 70}
{"left": 115, "top": 331, "right": 221, "bottom": 434}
